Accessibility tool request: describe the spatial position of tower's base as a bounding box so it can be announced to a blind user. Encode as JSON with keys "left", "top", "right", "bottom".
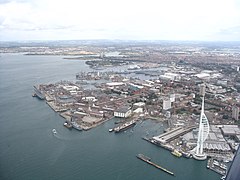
{"left": 193, "top": 153, "right": 207, "bottom": 161}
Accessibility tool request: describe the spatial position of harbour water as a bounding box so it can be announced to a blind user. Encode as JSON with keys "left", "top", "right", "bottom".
{"left": 0, "top": 54, "right": 220, "bottom": 180}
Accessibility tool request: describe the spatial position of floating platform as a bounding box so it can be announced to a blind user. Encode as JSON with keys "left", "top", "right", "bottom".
{"left": 136, "top": 154, "right": 174, "bottom": 176}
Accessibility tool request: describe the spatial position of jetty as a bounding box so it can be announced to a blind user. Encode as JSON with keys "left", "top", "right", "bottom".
{"left": 136, "top": 154, "right": 174, "bottom": 176}
{"left": 207, "top": 158, "right": 227, "bottom": 176}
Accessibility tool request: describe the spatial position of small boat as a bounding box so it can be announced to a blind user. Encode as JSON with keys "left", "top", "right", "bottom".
{"left": 221, "top": 175, "right": 226, "bottom": 180}
{"left": 52, "top": 129, "right": 57, "bottom": 134}
{"left": 63, "top": 122, "right": 73, "bottom": 129}
{"left": 109, "top": 128, "right": 114, "bottom": 132}
{"left": 223, "top": 159, "right": 229, "bottom": 163}
{"left": 171, "top": 150, "right": 182, "bottom": 157}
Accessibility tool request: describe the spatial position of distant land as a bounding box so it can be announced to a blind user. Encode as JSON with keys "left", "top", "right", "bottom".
{"left": 1, "top": 40, "right": 240, "bottom": 65}
{"left": 1, "top": 40, "right": 240, "bottom": 48}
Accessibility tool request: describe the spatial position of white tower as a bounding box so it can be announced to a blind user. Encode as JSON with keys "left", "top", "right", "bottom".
{"left": 193, "top": 96, "right": 209, "bottom": 160}
{"left": 199, "top": 84, "right": 206, "bottom": 97}
{"left": 163, "top": 98, "right": 171, "bottom": 110}
{"left": 232, "top": 105, "right": 239, "bottom": 121}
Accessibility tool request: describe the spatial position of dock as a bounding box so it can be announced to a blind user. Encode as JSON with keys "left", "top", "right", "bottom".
{"left": 142, "top": 137, "right": 174, "bottom": 151}
{"left": 142, "top": 137, "right": 191, "bottom": 158}
{"left": 136, "top": 154, "right": 174, "bottom": 176}
{"left": 152, "top": 126, "right": 195, "bottom": 144}
{"left": 207, "top": 158, "right": 227, "bottom": 176}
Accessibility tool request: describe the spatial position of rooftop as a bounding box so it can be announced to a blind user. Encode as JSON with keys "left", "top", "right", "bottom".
{"left": 115, "top": 106, "right": 131, "bottom": 113}
{"left": 221, "top": 125, "right": 240, "bottom": 135}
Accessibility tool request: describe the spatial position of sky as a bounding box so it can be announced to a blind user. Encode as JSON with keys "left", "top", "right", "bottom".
{"left": 0, "top": 0, "right": 240, "bottom": 41}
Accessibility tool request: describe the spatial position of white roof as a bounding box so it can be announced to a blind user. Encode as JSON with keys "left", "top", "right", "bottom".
{"left": 165, "top": 72, "right": 179, "bottom": 76}
{"left": 194, "top": 73, "right": 210, "bottom": 79}
{"left": 106, "top": 82, "right": 125, "bottom": 86}
{"left": 133, "top": 102, "right": 145, "bottom": 106}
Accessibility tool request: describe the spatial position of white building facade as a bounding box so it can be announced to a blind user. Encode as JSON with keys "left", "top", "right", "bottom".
{"left": 163, "top": 98, "right": 171, "bottom": 110}
{"left": 114, "top": 107, "right": 132, "bottom": 118}
{"left": 232, "top": 105, "right": 239, "bottom": 121}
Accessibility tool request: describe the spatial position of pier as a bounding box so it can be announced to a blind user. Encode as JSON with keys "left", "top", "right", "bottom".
{"left": 142, "top": 137, "right": 174, "bottom": 151}
{"left": 136, "top": 154, "right": 174, "bottom": 176}
{"left": 207, "top": 158, "right": 227, "bottom": 176}
{"left": 142, "top": 137, "right": 191, "bottom": 158}
{"left": 152, "top": 126, "right": 195, "bottom": 144}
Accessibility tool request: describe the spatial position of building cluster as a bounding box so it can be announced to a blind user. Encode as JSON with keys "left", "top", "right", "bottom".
{"left": 2, "top": 41, "right": 240, "bottom": 66}
{"left": 28, "top": 43, "right": 240, "bottom": 169}
{"left": 35, "top": 56, "right": 240, "bottom": 133}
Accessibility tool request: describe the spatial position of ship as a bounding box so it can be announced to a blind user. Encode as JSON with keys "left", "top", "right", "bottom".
{"left": 171, "top": 150, "right": 182, "bottom": 157}
{"left": 71, "top": 121, "right": 82, "bottom": 131}
{"left": 33, "top": 85, "right": 45, "bottom": 100}
{"left": 114, "top": 120, "right": 136, "bottom": 133}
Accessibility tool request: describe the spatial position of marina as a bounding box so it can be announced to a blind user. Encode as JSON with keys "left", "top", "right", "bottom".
{"left": 207, "top": 158, "right": 228, "bottom": 176}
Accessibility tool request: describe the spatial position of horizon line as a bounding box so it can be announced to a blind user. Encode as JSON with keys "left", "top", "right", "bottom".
{"left": 1, "top": 39, "right": 240, "bottom": 43}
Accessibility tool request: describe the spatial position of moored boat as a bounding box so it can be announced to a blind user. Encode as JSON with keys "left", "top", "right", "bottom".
{"left": 33, "top": 85, "right": 45, "bottom": 100}
{"left": 63, "top": 122, "right": 73, "bottom": 129}
{"left": 71, "top": 121, "right": 82, "bottom": 131}
{"left": 171, "top": 150, "right": 182, "bottom": 157}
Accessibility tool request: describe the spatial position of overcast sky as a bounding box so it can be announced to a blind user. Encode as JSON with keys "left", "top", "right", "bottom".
{"left": 0, "top": 0, "right": 240, "bottom": 41}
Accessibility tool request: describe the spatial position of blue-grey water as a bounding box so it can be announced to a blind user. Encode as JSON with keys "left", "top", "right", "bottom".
{"left": 0, "top": 54, "right": 220, "bottom": 180}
